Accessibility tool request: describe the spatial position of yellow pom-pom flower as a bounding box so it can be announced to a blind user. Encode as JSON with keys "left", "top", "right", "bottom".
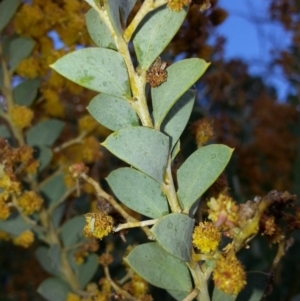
{"left": 213, "top": 252, "right": 246, "bottom": 295}
{"left": 66, "top": 292, "right": 81, "bottom": 301}
{"left": 167, "top": 0, "right": 191, "bottom": 11}
{"left": 16, "top": 57, "right": 41, "bottom": 78}
{"left": 0, "top": 202, "right": 10, "bottom": 220}
{"left": 78, "top": 115, "right": 98, "bottom": 133}
{"left": 13, "top": 230, "right": 34, "bottom": 248}
{"left": 17, "top": 191, "right": 43, "bottom": 215}
{"left": 192, "top": 221, "right": 221, "bottom": 253}
{"left": 84, "top": 212, "right": 113, "bottom": 240}
{"left": 207, "top": 193, "right": 239, "bottom": 228}
{"left": 9, "top": 105, "right": 34, "bottom": 129}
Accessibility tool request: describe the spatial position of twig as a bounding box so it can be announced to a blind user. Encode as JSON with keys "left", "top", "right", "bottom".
{"left": 53, "top": 131, "right": 88, "bottom": 153}
{"left": 104, "top": 266, "right": 137, "bottom": 301}
{"left": 124, "top": 0, "right": 168, "bottom": 43}
{"left": 114, "top": 219, "right": 158, "bottom": 232}
{"left": 79, "top": 173, "right": 153, "bottom": 238}
{"left": 182, "top": 288, "right": 200, "bottom": 301}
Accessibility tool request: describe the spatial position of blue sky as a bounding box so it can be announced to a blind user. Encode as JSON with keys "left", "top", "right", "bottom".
{"left": 215, "top": 0, "right": 292, "bottom": 101}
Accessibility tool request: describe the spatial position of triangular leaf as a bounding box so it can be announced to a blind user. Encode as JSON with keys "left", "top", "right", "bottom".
{"left": 177, "top": 144, "right": 233, "bottom": 213}
{"left": 36, "top": 145, "right": 53, "bottom": 172}
{"left": 9, "top": 36, "right": 35, "bottom": 71}
{"left": 151, "top": 213, "right": 194, "bottom": 261}
{"left": 102, "top": 127, "right": 169, "bottom": 183}
{"left": 77, "top": 254, "right": 98, "bottom": 289}
{"left": 26, "top": 119, "right": 65, "bottom": 147}
{"left": 133, "top": 5, "right": 187, "bottom": 71}
{"left": 35, "top": 247, "right": 61, "bottom": 277}
{"left": 125, "top": 242, "right": 192, "bottom": 292}
{"left": 161, "top": 89, "right": 196, "bottom": 150}
{"left": 103, "top": 0, "right": 136, "bottom": 36}
{"left": 13, "top": 78, "right": 41, "bottom": 106}
{"left": 37, "top": 277, "right": 70, "bottom": 301}
{"left": 0, "top": 213, "right": 31, "bottom": 236}
{"left": 106, "top": 167, "right": 169, "bottom": 218}
{"left": 0, "top": 125, "right": 11, "bottom": 139}
{"left": 152, "top": 58, "right": 209, "bottom": 128}
{"left": 85, "top": 8, "right": 116, "bottom": 49}
{"left": 40, "top": 173, "right": 67, "bottom": 207}
{"left": 60, "top": 216, "right": 85, "bottom": 247}
{"left": 87, "top": 93, "right": 139, "bottom": 131}
{"left": 51, "top": 48, "right": 130, "bottom": 98}
{"left": 0, "top": 0, "right": 21, "bottom": 32}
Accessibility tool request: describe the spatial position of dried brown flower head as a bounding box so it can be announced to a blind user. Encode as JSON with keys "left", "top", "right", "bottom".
{"left": 146, "top": 57, "right": 168, "bottom": 88}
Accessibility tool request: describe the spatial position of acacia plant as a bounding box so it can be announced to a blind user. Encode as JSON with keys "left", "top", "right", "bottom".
{"left": 1, "top": 0, "right": 300, "bottom": 301}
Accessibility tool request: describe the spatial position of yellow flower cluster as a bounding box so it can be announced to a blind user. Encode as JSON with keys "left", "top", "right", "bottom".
{"left": 16, "top": 57, "right": 41, "bottom": 78}
{"left": 207, "top": 193, "right": 239, "bottom": 228}
{"left": 17, "top": 191, "right": 43, "bottom": 215}
{"left": 213, "top": 252, "right": 246, "bottom": 295}
{"left": 168, "top": 0, "right": 191, "bottom": 11}
{"left": 81, "top": 137, "right": 102, "bottom": 164}
{"left": 84, "top": 212, "right": 114, "bottom": 240}
{"left": 190, "top": 118, "right": 214, "bottom": 147}
{"left": 13, "top": 230, "right": 35, "bottom": 248}
{"left": 0, "top": 201, "right": 10, "bottom": 220}
{"left": 78, "top": 115, "right": 98, "bottom": 134}
{"left": 192, "top": 221, "right": 221, "bottom": 253}
{"left": 0, "top": 173, "right": 20, "bottom": 195}
{"left": 9, "top": 105, "right": 34, "bottom": 129}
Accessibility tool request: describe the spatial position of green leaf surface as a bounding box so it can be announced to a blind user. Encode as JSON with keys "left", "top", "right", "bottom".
{"left": 236, "top": 273, "right": 269, "bottom": 301}
{"left": 37, "top": 277, "right": 70, "bottom": 301}
{"left": 60, "top": 216, "right": 85, "bottom": 247}
{"left": 77, "top": 254, "right": 98, "bottom": 289}
{"left": 212, "top": 287, "right": 237, "bottom": 301}
{"left": 161, "top": 89, "right": 195, "bottom": 149}
{"left": 13, "top": 78, "right": 41, "bottom": 106}
{"left": 119, "top": 0, "right": 137, "bottom": 26}
{"left": 26, "top": 119, "right": 65, "bottom": 147}
{"left": 52, "top": 202, "right": 66, "bottom": 229}
{"left": 48, "top": 244, "right": 61, "bottom": 273}
{"left": 0, "top": 213, "right": 31, "bottom": 236}
{"left": 172, "top": 141, "right": 180, "bottom": 161}
{"left": 177, "top": 144, "right": 233, "bottom": 213}
{"left": 125, "top": 242, "right": 192, "bottom": 292}
{"left": 87, "top": 93, "right": 139, "bottom": 131}
{"left": 40, "top": 173, "right": 67, "bottom": 207}
{"left": 167, "top": 290, "right": 190, "bottom": 301}
{"left": 102, "top": 127, "right": 169, "bottom": 183}
{"left": 35, "top": 247, "right": 61, "bottom": 277}
{"left": 36, "top": 146, "right": 53, "bottom": 172}
{"left": 0, "top": 0, "right": 21, "bottom": 32}
{"left": 151, "top": 213, "right": 194, "bottom": 261}
{"left": 152, "top": 58, "right": 209, "bottom": 128}
{"left": 104, "top": 0, "right": 136, "bottom": 36}
{"left": 9, "top": 37, "right": 35, "bottom": 71}
{"left": 106, "top": 167, "right": 169, "bottom": 218}
{"left": 85, "top": 8, "right": 116, "bottom": 49}
{"left": 50, "top": 48, "right": 130, "bottom": 98}
{"left": 83, "top": 0, "right": 99, "bottom": 10}
{"left": 133, "top": 5, "right": 187, "bottom": 70}
{"left": 0, "top": 125, "right": 11, "bottom": 139}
